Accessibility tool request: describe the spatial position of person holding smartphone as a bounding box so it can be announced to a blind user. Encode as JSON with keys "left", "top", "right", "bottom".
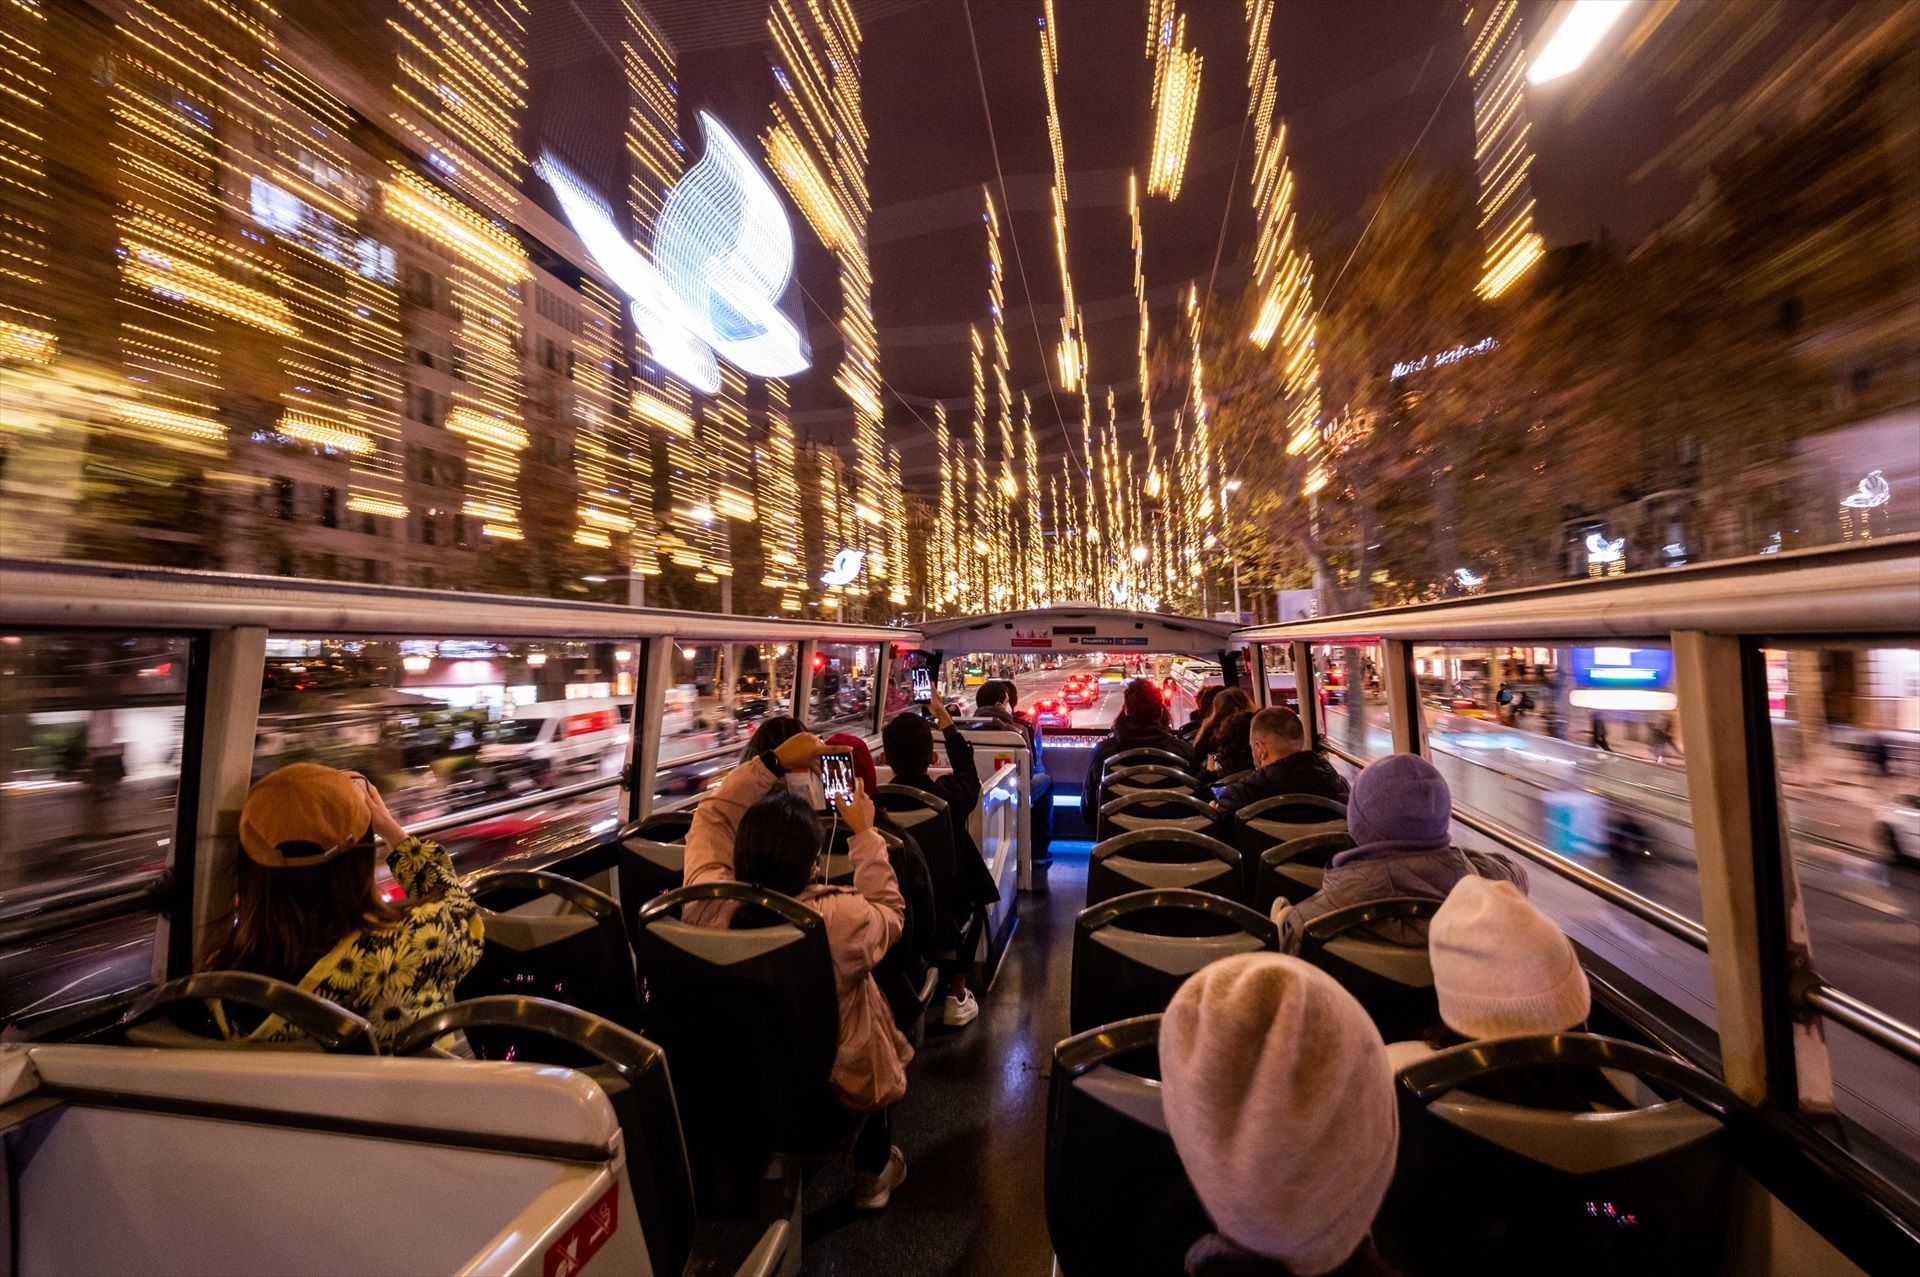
{"left": 203, "top": 763, "right": 485, "bottom": 1044}
{"left": 682, "top": 734, "right": 914, "bottom": 1208}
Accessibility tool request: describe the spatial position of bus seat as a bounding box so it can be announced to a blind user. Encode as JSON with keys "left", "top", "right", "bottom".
{"left": 1070, "top": 890, "right": 1278, "bottom": 1033}
{"left": 1102, "top": 747, "right": 1194, "bottom": 774}
{"left": 1207, "top": 768, "right": 1253, "bottom": 791}
{"left": 1101, "top": 763, "right": 1201, "bottom": 798}
{"left": 1046, "top": 1014, "right": 1209, "bottom": 1276}
{"left": 874, "top": 784, "right": 983, "bottom": 976}
{"left": 1253, "top": 832, "right": 1356, "bottom": 911}
{"left": 631, "top": 883, "right": 854, "bottom": 1218}
{"left": 1087, "top": 829, "right": 1245, "bottom": 908}
{"left": 394, "top": 996, "right": 794, "bottom": 1277}
{"left": 820, "top": 822, "right": 903, "bottom": 885}
{"left": 616, "top": 815, "right": 691, "bottom": 921}
{"left": 1096, "top": 791, "right": 1217, "bottom": 841}
{"left": 458, "top": 870, "right": 644, "bottom": 1035}
{"left": 0, "top": 1040, "right": 646, "bottom": 1276}
{"left": 112, "top": 971, "right": 377, "bottom": 1053}
{"left": 1290, "top": 897, "right": 1441, "bottom": 1040}
{"left": 1228, "top": 793, "right": 1348, "bottom": 856}
{"left": 1379, "top": 1033, "right": 1748, "bottom": 1273}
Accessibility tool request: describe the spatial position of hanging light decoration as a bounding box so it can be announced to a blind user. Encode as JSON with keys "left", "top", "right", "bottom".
{"left": 1466, "top": 0, "right": 1545, "bottom": 299}
{"left": 1144, "top": 0, "right": 1203, "bottom": 199}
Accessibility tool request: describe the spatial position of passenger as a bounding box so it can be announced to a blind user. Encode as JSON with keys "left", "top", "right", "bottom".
{"left": 1391, "top": 876, "right": 1623, "bottom": 1112}
{"left": 729, "top": 777, "right": 912, "bottom": 1209}
{"left": 684, "top": 725, "right": 839, "bottom": 924}
{"left": 880, "top": 698, "right": 1001, "bottom": 1027}
{"left": 1082, "top": 678, "right": 1201, "bottom": 823}
{"left": 1179, "top": 683, "right": 1223, "bottom": 743}
{"left": 1211, "top": 708, "right": 1257, "bottom": 779}
{"left": 1282, "top": 753, "right": 1525, "bottom": 943}
{"left": 1193, "top": 686, "right": 1256, "bottom": 766}
{"left": 206, "top": 762, "right": 483, "bottom": 1044}
{"left": 977, "top": 678, "right": 1054, "bottom": 864}
{"left": 740, "top": 713, "right": 806, "bottom": 762}
{"left": 826, "top": 733, "right": 941, "bottom": 1034}
{"left": 1215, "top": 708, "right": 1350, "bottom": 813}
{"left": 1160, "top": 952, "right": 1399, "bottom": 1276}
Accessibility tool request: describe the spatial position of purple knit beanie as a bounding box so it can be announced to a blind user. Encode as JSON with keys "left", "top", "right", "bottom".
{"left": 1348, "top": 753, "right": 1452, "bottom": 851}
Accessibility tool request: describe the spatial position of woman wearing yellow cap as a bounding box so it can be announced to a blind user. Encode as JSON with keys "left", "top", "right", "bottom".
{"left": 203, "top": 762, "right": 484, "bottom": 1043}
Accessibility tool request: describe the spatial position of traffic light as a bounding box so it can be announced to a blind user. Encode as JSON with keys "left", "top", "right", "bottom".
{"left": 810, "top": 652, "right": 826, "bottom": 672}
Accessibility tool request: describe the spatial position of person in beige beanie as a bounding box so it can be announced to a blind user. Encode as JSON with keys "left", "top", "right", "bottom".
{"left": 1430, "top": 876, "right": 1590, "bottom": 1038}
{"left": 1159, "top": 952, "right": 1400, "bottom": 1276}
{"left": 1389, "top": 876, "right": 1623, "bottom": 1112}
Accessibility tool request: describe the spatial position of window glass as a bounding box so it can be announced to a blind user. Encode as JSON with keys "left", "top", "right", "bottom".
{"left": 651, "top": 642, "right": 793, "bottom": 808}
{"left": 254, "top": 637, "right": 631, "bottom": 875}
{"left": 1765, "top": 644, "right": 1920, "bottom": 1171}
{"left": 809, "top": 642, "right": 879, "bottom": 736}
{"left": 1257, "top": 643, "right": 1300, "bottom": 713}
{"left": 1311, "top": 642, "right": 1388, "bottom": 760}
{"left": 0, "top": 633, "right": 190, "bottom": 1026}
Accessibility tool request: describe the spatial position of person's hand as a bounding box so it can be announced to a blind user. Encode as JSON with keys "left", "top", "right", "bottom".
{"left": 835, "top": 779, "right": 874, "bottom": 834}
{"left": 773, "top": 732, "right": 842, "bottom": 771}
{"left": 928, "top": 696, "right": 954, "bottom": 730}
{"left": 355, "top": 774, "right": 407, "bottom": 848}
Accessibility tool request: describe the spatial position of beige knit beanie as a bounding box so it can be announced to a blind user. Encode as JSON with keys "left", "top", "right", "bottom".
{"left": 1158, "top": 953, "right": 1397, "bottom": 1276}
{"left": 1431, "top": 876, "right": 1591, "bottom": 1039}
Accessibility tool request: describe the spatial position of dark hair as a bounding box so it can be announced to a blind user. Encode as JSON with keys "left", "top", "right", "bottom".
{"left": 733, "top": 787, "right": 824, "bottom": 898}
{"left": 1119, "top": 677, "right": 1165, "bottom": 725}
{"left": 741, "top": 714, "right": 806, "bottom": 762}
{"left": 1196, "top": 687, "right": 1256, "bottom": 750}
{"left": 1192, "top": 684, "right": 1222, "bottom": 719}
{"left": 976, "top": 679, "right": 1010, "bottom": 710}
{"left": 882, "top": 710, "right": 935, "bottom": 776}
{"left": 1215, "top": 710, "right": 1257, "bottom": 774}
{"left": 203, "top": 842, "right": 402, "bottom": 981}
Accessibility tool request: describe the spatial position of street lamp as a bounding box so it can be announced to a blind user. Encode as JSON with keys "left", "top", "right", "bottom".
{"left": 1223, "top": 480, "right": 1244, "bottom": 619}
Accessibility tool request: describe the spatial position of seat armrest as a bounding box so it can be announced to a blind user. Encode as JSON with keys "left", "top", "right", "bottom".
{"left": 683, "top": 1218, "right": 792, "bottom": 1277}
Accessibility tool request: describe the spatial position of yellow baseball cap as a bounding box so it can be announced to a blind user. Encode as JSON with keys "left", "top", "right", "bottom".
{"left": 238, "top": 763, "right": 373, "bottom": 868}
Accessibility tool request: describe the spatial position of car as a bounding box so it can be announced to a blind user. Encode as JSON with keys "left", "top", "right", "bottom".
{"left": 1873, "top": 794, "right": 1920, "bottom": 865}
{"left": 1032, "top": 698, "right": 1072, "bottom": 729}
{"left": 1062, "top": 678, "right": 1098, "bottom": 708}
{"left": 1098, "top": 665, "right": 1126, "bottom": 684}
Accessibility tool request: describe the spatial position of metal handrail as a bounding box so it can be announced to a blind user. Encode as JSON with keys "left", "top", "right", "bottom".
{"left": 1319, "top": 741, "right": 1712, "bottom": 951}
{"left": 408, "top": 773, "right": 623, "bottom": 839}
{"left": 1807, "top": 984, "right": 1920, "bottom": 1067}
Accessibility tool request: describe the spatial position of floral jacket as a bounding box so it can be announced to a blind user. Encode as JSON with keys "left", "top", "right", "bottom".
{"left": 224, "top": 837, "right": 484, "bottom": 1044}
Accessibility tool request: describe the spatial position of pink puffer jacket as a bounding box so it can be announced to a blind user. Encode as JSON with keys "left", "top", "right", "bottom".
{"left": 681, "top": 758, "right": 912, "bottom": 1109}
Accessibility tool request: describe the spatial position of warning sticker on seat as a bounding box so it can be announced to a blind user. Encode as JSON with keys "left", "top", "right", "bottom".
{"left": 544, "top": 1184, "right": 618, "bottom": 1277}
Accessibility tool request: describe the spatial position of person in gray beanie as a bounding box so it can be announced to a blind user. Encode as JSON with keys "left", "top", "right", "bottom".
{"left": 1280, "top": 753, "right": 1526, "bottom": 944}
{"left": 1160, "top": 952, "right": 1400, "bottom": 1276}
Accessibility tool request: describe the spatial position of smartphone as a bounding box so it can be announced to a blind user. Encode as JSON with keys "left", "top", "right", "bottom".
{"left": 911, "top": 668, "right": 932, "bottom": 703}
{"left": 819, "top": 753, "right": 855, "bottom": 804}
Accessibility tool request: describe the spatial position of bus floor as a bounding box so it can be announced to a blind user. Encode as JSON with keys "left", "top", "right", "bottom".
{"left": 798, "top": 847, "right": 1091, "bottom": 1275}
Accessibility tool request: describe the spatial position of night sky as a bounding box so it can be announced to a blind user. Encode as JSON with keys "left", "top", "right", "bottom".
{"left": 526, "top": 0, "right": 1853, "bottom": 477}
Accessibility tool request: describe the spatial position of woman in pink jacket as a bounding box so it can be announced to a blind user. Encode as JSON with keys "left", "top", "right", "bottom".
{"left": 681, "top": 732, "right": 914, "bottom": 1210}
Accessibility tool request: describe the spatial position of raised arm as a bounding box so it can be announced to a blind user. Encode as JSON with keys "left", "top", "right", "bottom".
{"left": 833, "top": 784, "right": 904, "bottom": 965}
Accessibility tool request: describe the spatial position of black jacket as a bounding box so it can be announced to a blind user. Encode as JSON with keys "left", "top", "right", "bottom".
{"left": 1213, "top": 750, "right": 1350, "bottom": 815}
{"left": 1082, "top": 717, "right": 1200, "bottom": 822}
{"left": 888, "top": 726, "right": 1000, "bottom": 943}
{"left": 871, "top": 822, "right": 939, "bottom": 1029}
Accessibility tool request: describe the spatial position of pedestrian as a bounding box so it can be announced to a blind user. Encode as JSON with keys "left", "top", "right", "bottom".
{"left": 1588, "top": 714, "right": 1611, "bottom": 753}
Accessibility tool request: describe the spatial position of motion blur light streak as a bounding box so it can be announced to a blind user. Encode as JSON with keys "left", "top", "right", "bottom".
{"left": 1466, "top": 0, "right": 1546, "bottom": 299}
{"left": 1144, "top": 0, "right": 1202, "bottom": 200}
{"left": 1528, "top": 0, "right": 1635, "bottom": 86}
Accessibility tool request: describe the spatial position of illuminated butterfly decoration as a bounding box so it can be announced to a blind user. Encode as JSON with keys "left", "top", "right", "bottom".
{"left": 536, "top": 113, "right": 808, "bottom": 395}
{"left": 821, "top": 548, "right": 865, "bottom": 587}
{"left": 1453, "top": 567, "right": 1484, "bottom": 589}
{"left": 1840, "top": 470, "right": 1890, "bottom": 510}
{"left": 1584, "top": 532, "right": 1625, "bottom": 563}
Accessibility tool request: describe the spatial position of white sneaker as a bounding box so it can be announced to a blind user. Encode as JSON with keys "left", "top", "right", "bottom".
{"left": 852, "top": 1146, "right": 907, "bottom": 1210}
{"left": 941, "top": 990, "right": 980, "bottom": 1027}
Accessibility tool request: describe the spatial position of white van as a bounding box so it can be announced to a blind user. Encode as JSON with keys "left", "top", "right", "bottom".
{"left": 483, "top": 697, "right": 630, "bottom": 776}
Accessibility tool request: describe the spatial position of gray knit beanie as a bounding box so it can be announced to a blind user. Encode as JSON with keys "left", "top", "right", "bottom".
{"left": 1159, "top": 953, "right": 1398, "bottom": 1276}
